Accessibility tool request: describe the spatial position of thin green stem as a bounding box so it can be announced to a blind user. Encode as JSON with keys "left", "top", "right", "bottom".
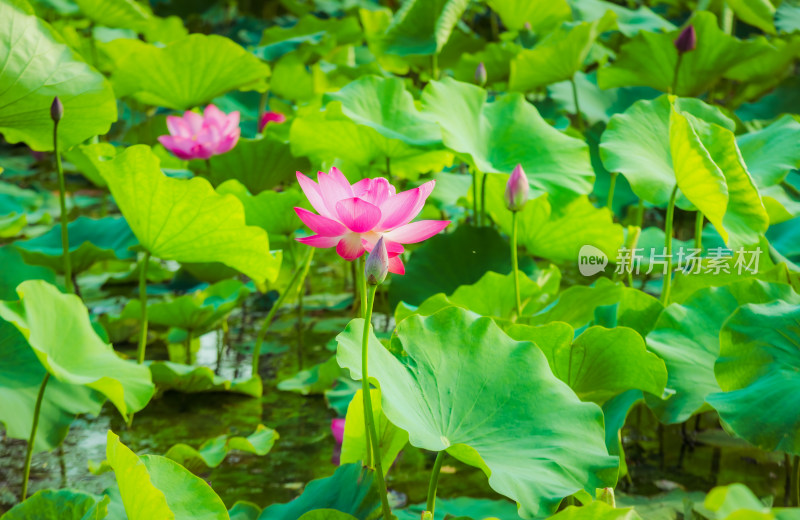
{"left": 425, "top": 451, "right": 446, "bottom": 515}
{"left": 671, "top": 53, "right": 684, "bottom": 95}
{"left": 54, "top": 120, "right": 72, "bottom": 294}
{"left": 607, "top": 172, "right": 618, "bottom": 210}
{"left": 661, "top": 185, "right": 679, "bottom": 305}
{"left": 471, "top": 168, "right": 478, "bottom": 224}
{"left": 385, "top": 156, "right": 392, "bottom": 184}
{"left": 21, "top": 373, "right": 50, "bottom": 501}
{"left": 480, "top": 172, "right": 488, "bottom": 227}
{"left": 359, "top": 256, "right": 367, "bottom": 319}
{"left": 694, "top": 211, "right": 703, "bottom": 251}
{"left": 794, "top": 455, "right": 800, "bottom": 507}
{"left": 636, "top": 198, "right": 645, "bottom": 229}
{"left": 570, "top": 76, "right": 583, "bottom": 132}
{"left": 361, "top": 284, "right": 392, "bottom": 520}
{"left": 252, "top": 248, "right": 315, "bottom": 376}
{"left": 511, "top": 211, "right": 522, "bottom": 319}
{"left": 185, "top": 329, "right": 193, "bottom": 365}
{"left": 136, "top": 250, "right": 151, "bottom": 364}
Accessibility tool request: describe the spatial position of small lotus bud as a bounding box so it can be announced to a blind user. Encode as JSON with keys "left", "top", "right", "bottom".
{"left": 421, "top": 513, "right": 433, "bottom": 520}
{"left": 524, "top": 21, "right": 532, "bottom": 31}
{"left": 597, "top": 487, "right": 616, "bottom": 507}
{"left": 674, "top": 25, "right": 696, "bottom": 54}
{"left": 50, "top": 97, "right": 63, "bottom": 123}
{"left": 365, "top": 236, "right": 389, "bottom": 286}
{"left": 504, "top": 164, "right": 529, "bottom": 212}
{"left": 475, "top": 62, "right": 487, "bottom": 86}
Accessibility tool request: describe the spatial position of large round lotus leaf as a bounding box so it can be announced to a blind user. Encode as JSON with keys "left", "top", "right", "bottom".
{"left": 600, "top": 94, "right": 767, "bottom": 248}
{"left": 381, "top": 0, "right": 470, "bottom": 56}
{"left": 290, "top": 104, "right": 453, "bottom": 181}
{"left": 645, "top": 279, "right": 800, "bottom": 424}
{"left": 336, "top": 307, "right": 618, "bottom": 518}
{"left": 550, "top": 501, "right": 643, "bottom": 519}
{"left": 509, "top": 15, "right": 615, "bottom": 91}
{"left": 395, "top": 496, "right": 521, "bottom": 520}
{"left": 63, "top": 142, "right": 117, "bottom": 187}
{"left": 0, "top": 246, "right": 56, "bottom": 301}
{"left": 324, "top": 76, "right": 444, "bottom": 148}
{"left": 258, "top": 463, "right": 381, "bottom": 520}
{"left": 204, "top": 136, "right": 310, "bottom": 194}
{"left": 571, "top": 0, "right": 676, "bottom": 36}
{"left": 0, "top": 1, "right": 117, "bottom": 151}
{"left": 487, "top": 0, "right": 571, "bottom": 32}
{"left": 597, "top": 12, "right": 770, "bottom": 96}
{"left": 421, "top": 78, "right": 594, "bottom": 205}
{"left": 297, "top": 512, "right": 358, "bottom": 520}
{"left": 0, "top": 319, "right": 104, "bottom": 453}
{"left": 507, "top": 324, "right": 667, "bottom": 406}
{"left": 165, "top": 424, "right": 278, "bottom": 472}
{"left": 97, "top": 145, "right": 280, "bottom": 284}
{"left": 74, "top": 0, "right": 149, "bottom": 31}
{"left": 737, "top": 115, "right": 800, "bottom": 189}
{"left": 0, "top": 280, "right": 154, "bottom": 421}
{"left": 706, "top": 300, "right": 800, "bottom": 455}
{"left": 256, "top": 14, "right": 362, "bottom": 61}
{"left": 106, "top": 431, "right": 229, "bottom": 520}
{"left": 216, "top": 181, "right": 303, "bottom": 238}
{"left": 14, "top": 216, "right": 137, "bottom": 275}
{"left": 149, "top": 361, "right": 262, "bottom": 397}
{"left": 0, "top": 488, "right": 109, "bottom": 520}
{"left": 106, "top": 34, "right": 270, "bottom": 110}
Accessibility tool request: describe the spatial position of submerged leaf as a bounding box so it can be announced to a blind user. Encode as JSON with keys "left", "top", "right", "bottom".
{"left": 165, "top": 424, "right": 278, "bottom": 471}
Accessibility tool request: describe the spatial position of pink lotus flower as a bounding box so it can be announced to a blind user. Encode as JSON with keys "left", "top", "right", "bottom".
{"left": 158, "top": 105, "right": 240, "bottom": 160}
{"left": 259, "top": 111, "right": 287, "bottom": 132}
{"left": 331, "top": 418, "right": 345, "bottom": 445}
{"left": 294, "top": 168, "right": 450, "bottom": 274}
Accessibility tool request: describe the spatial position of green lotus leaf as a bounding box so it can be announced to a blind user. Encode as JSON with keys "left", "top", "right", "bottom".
{"left": 550, "top": 501, "right": 643, "bottom": 519}
{"left": 204, "top": 136, "right": 310, "bottom": 195}
{"left": 389, "top": 226, "right": 521, "bottom": 308}
{"left": 229, "top": 502, "right": 262, "bottom": 520}
{"left": 738, "top": 115, "right": 800, "bottom": 189}
{"left": 0, "top": 246, "right": 56, "bottom": 301}
{"left": 340, "top": 388, "right": 408, "bottom": 475}
{"left": 381, "top": 0, "right": 470, "bottom": 56}
{"left": 14, "top": 216, "right": 137, "bottom": 275}
{"left": 149, "top": 361, "right": 262, "bottom": 397}
{"left": 723, "top": 38, "right": 800, "bottom": 105}
{"left": 256, "top": 14, "right": 362, "bottom": 61}
{"left": 725, "top": 0, "right": 775, "bottom": 34}
{"left": 277, "top": 356, "right": 344, "bottom": 396}
{"left": 121, "top": 279, "right": 251, "bottom": 334}
{"left": 0, "top": 1, "right": 117, "bottom": 151}
{"left": 74, "top": 0, "right": 149, "bottom": 31}
{"left": 487, "top": 0, "right": 571, "bottom": 32}
{"left": 452, "top": 41, "right": 518, "bottom": 86}
{"left": 297, "top": 512, "right": 359, "bottom": 520}
{"left": 107, "top": 34, "right": 270, "bottom": 110}
{"left": 395, "top": 268, "right": 560, "bottom": 323}
{"left": 97, "top": 145, "right": 281, "bottom": 284}
{"left": 645, "top": 279, "right": 800, "bottom": 424}
{"left": 509, "top": 15, "right": 615, "bottom": 91}
{"left": 600, "top": 94, "right": 768, "bottom": 248}
{"left": 164, "top": 424, "right": 278, "bottom": 472}
{"left": 0, "top": 319, "right": 104, "bottom": 453}
{"left": 737, "top": 76, "right": 800, "bottom": 122}
{"left": 601, "top": 389, "right": 642, "bottom": 478}
{"left": 0, "top": 488, "right": 109, "bottom": 520}
{"left": 258, "top": 463, "right": 381, "bottom": 520}
{"left": 106, "top": 430, "right": 229, "bottom": 520}
{"left": 706, "top": 300, "right": 800, "bottom": 454}
{"left": 767, "top": 216, "right": 800, "bottom": 265}
{"left": 507, "top": 324, "right": 667, "bottom": 406}
{"left": 698, "top": 483, "right": 800, "bottom": 519}
{"left": 216, "top": 180, "right": 303, "bottom": 238}
{"left": 291, "top": 103, "right": 453, "bottom": 181}
{"left": 570, "top": 0, "right": 676, "bottom": 36}
{"left": 324, "top": 76, "right": 444, "bottom": 148}
{"left": 597, "top": 12, "right": 769, "bottom": 96}
{"left": 421, "top": 78, "right": 594, "bottom": 204}
{"left": 395, "top": 497, "right": 520, "bottom": 520}
{"left": 336, "top": 307, "right": 618, "bottom": 518}
{"left": 0, "top": 280, "right": 154, "bottom": 420}
{"left": 63, "top": 142, "right": 117, "bottom": 187}
{"left": 777, "top": 0, "right": 800, "bottom": 33}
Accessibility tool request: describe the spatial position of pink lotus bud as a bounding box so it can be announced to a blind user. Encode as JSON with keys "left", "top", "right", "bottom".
{"left": 674, "top": 25, "right": 696, "bottom": 54}
{"left": 50, "top": 97, "right": 63, "bottom": 123}
{"left": 504, "top": 164, "right": 529, "bottom": 212}
{"left": 259, "top": 111, "right": 287, "bottom": 132}
{"left": 331, "top": 418, "right": 345, "bottom": 445}
{"left": 365, "top": 236, "right": 389, "bottom": 286}
{"left": 524, "top": 21, "right": 532, "bottom": 31}
{"left": 475, "top": 62, "right": 487, "bottom": 86}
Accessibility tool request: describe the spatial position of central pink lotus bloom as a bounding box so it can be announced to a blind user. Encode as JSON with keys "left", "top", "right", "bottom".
{"left": 294, "top": 168, "right": 450, "bottom": 274}
{"left": 158, "top": 105, "right": 240, "bottom": 160}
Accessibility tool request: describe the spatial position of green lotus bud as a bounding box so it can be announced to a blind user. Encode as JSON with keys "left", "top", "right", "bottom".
{"left": 50, "top": 96, "right": 63, "bottom": 123}
{"left": 504, "top": 164, "right": 529, "bottom": 212}
{"left": 421, "top": 512, "right": 433, "bottom": 520}
{"left": 475, "top": 62, "right": 487, "bottom": 86}
{"left": 365, "top": 236, "right": 389, "bottom": 286}
{"left": 596, "top": 487, "right": 616, "bottom": 507}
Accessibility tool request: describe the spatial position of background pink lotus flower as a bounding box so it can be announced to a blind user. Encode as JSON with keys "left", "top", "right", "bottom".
{"left": 158, "top": 105, "right": 240, "bottom": 160}
{"left": 259, "top": 111, "right": 287, "bottom": 132}
{"left": 331, "top": 418, "right": 345, "bottom": 445}
{"left": 294, "top": 168, "right": 450, "bottom": 275}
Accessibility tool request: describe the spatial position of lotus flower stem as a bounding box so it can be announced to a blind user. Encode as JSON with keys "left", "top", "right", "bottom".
{"left": 794, "top": 454, "right": 800, "bottom": 506}
{"left": 570, "top": 76, "right": 583, "bottom": 132}
{"left": 472, "top": 169, "right": 478, "bottom": 224}
{"left": 425, "top": 450, "right": 446, "bottom": 515}
{"left": 21, "top": 373, "right": 50, "bottom": 500}
{"left": 661, "top": 185, "right": 679, "bottom": 305}
{"left": 52, "top": 104, "right": 73, "bottom": 295}
{"left": 511, "top": 211, "right": 522, "bottom": 319}
{"left": 694, "top": 211, "right": 703, "bottom": 251}
{"left": 136, "top": 251, "right": 151, "bottom": 364}
{"left": 607, "top": 172, "right": 618, "bottom": 210}
{"left": 251, "top": 248, "right": 315, "bottom": 376}
{"left": 360, "top": 284, "right": 392, "bottom": 520}
{"left": 480, "top": 172, "right": 488, "bottom": 227}
{"left": 635, "top": 199, "right": 645, "bottom": 229}
{"left": 359, "top": 256, "right": 368, "bottom": 318}
{"left": 671, "top": 53, "right": 683, "bottom": 95}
